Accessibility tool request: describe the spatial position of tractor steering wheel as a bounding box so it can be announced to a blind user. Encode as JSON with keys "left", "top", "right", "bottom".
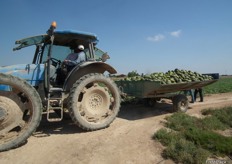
{"left": 50, "top": 58, "right": 61, "bottom": 67}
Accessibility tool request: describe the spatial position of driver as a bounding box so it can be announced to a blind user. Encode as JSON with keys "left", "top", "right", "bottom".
{"left": 64, "top": 45, "right": 85, "bottom": 66}
{"left": 57, "top": 45, "right": 85, "bottom": 84}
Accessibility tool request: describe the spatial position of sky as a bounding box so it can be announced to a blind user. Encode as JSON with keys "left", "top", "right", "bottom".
{"left": 0, "top": 0, "right": 232, "bottom": 75}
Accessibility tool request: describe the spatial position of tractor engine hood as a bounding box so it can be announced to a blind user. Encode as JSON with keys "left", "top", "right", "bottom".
{"left": 0, "top": 64, "right": 44, "bottom": 86}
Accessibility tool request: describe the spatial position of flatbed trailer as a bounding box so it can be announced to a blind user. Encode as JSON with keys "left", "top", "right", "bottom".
{"left": 116, "top": 79, "right": 217, "bottom": 112}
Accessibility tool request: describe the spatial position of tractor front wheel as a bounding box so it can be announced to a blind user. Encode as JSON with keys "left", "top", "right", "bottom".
{"left": 68, "top": 73, "right": 121, "bottom": 131}
{"left": 0, "top": 73, "right": 42, "bottom": 151}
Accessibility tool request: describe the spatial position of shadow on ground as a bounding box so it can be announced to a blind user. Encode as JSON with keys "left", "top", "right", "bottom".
{"left": 118, "top": 101, "right": 173, "bottom": 120}
{"left": 33, "top": 114, "right": 84, "bottom": 137}
{"left": 33, "top": 100, "right": 174, "bottom": 137}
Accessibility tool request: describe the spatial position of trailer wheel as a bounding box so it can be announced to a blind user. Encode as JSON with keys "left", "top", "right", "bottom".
{"left": 68, "top": 73, "right": 121, "bottom": 131}
{"left": 172, "top": 94, "right": 189, "bottom": 112}
{"left": 0, "top": 73, "right": 42, "bottom": 152}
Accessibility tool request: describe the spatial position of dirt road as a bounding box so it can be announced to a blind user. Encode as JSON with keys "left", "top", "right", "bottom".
{"left": 1, "top": 93, "right": 232, "bottom": 164}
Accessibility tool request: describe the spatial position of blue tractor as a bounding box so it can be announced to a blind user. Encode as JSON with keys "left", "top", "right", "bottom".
{"left": 0, "top": 22, "right": 121, "bottom": 151}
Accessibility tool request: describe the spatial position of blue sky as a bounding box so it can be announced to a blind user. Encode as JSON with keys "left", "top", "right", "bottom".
{"left": 0, "top": 0, "right": 231, "bottom": 75}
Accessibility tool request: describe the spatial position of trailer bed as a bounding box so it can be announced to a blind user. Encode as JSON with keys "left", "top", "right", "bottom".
{"left": 116, "top": 80, "right": 217, "bottom": 98}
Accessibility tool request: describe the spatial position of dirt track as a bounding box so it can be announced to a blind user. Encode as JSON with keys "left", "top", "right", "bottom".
{"left": 1, "top": 93, "right": 232, "bottom": 164}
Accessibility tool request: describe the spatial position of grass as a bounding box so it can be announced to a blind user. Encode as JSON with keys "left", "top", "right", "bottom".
{"left": 204, "top": 77, "right": 232, "bottom": 94}
{"left": 202, "top": 107, "right": 232, "bottom": 127}
{"left": 155, "top": 129, "right": 210, "bottom": 164}
{"left": 153, "top": 107, "right": 232, "bottom": 163}
{"left": 184, "top": 127, "right": 232, "bottom": 155}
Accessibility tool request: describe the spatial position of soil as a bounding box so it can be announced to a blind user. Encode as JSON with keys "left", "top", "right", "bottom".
{"left": 0, "top": 93, "right": 232, "bottom": 164}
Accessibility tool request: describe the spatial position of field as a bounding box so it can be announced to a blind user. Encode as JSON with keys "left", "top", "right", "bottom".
{"left": 204, "top": 76, "right": 232, "bottom": 94}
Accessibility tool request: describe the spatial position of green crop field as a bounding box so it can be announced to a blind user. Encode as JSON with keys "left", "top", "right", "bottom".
{"left": 204, "top": 76, "right": 232, "bottom": 94}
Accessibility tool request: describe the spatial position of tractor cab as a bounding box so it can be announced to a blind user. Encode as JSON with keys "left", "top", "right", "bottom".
{"left": 13, "top": 23, "right": 114, "bottom": 91}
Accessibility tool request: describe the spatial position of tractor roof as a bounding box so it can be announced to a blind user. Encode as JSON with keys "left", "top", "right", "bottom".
{"left": 13, "top": 30, "right": 99, "bottom": 51}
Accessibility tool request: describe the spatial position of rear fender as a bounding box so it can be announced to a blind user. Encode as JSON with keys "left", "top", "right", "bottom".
{"left": 63, "top": 61, "right": 117, "bottom": 91}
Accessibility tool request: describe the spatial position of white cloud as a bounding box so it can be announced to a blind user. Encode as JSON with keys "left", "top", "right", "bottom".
{"left": 147, "top": 34, "right": 165, "bottom": 42}
{"left": 170, "top": 30, "right": 182, "bottom": 37}
{"left": 147, "top": 30, "right": 182, "bottom": 42}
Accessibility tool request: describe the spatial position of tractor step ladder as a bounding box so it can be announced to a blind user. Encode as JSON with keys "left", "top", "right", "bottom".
{"left": 47, "top": 87, "right": 64, "bottom": 122}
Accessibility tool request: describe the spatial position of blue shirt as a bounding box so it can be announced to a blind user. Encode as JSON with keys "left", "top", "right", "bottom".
{"left": 65, "top": 51, "right": 86, "bottom": 65}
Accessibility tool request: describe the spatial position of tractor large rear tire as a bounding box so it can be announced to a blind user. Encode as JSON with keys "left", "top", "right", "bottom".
{"left": 0, "top": 73, "right": 42, "bottom": 151}
{"left": 68, "top": 73, "right": 121, "bottom": 131}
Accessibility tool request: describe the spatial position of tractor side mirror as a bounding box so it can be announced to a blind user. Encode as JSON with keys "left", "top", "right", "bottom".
{"left": 101, "top": 53, "right": 110, "bottom": 62}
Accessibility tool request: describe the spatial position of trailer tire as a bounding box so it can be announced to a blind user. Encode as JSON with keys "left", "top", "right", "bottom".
{"left": 68, "top": 73, "right": 121, "bottom": 131}
{"left": 0, "top": 73, "right": 42, "bottom": 152}
{"left": 172, "top": 94, "right": 189, "bottom": 112}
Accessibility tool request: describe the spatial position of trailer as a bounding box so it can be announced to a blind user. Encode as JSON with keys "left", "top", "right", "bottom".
{"left": 116, "top": 79, "right": 217, "bottom": 112}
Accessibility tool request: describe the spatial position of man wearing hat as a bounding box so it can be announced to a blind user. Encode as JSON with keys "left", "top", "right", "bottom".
{"left": 64, "top": 45, "right": 85, "bottom": 66}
